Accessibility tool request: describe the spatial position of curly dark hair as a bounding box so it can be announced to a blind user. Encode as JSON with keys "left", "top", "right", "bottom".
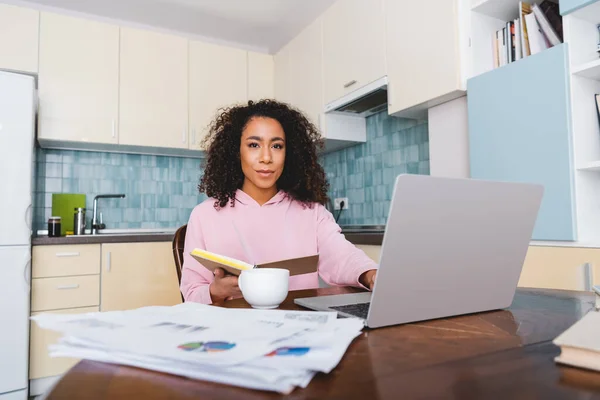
{"left": 198, "top": 99, "right": 330, "bottom": 209}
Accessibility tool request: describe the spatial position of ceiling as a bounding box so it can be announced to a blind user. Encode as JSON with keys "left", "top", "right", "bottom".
{"left": 7, "top": 0, "right": 337, "bottom": 53}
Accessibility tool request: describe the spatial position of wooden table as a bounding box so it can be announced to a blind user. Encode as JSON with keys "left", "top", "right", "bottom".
{"left": 47, "top": 287, "right": 600, "bottom": 400}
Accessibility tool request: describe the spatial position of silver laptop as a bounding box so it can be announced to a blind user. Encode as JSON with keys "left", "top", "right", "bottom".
{"left": 295, "top": 174, "right": 543, "bottom": 329}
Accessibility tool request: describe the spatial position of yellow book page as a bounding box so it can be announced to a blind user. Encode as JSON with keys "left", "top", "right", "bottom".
{"left": 191, "top": 248, "right": 253, "bottom": 271}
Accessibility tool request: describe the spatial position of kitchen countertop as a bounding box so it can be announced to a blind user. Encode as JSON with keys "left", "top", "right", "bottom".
{"left": 31, "top": 225, "right": 600, "bottom": 248}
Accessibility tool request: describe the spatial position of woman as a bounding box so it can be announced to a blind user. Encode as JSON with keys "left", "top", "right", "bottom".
{"left": 180, "top": 99, "right": 378, "bottom": 305}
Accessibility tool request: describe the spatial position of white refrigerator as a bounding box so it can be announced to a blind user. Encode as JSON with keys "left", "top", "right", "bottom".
{"left": 0, "top": 71, "right": 35, "bottom": 400}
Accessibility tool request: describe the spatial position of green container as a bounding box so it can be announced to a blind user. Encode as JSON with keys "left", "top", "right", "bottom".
{"left": 51, "top": 193, "right": 86, "bottom": 236}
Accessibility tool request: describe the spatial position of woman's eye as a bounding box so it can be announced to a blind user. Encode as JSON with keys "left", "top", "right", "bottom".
{"left": 273, "top": 144, "right": 284, "bottom": 149}
{"left": 249, "top": 143, "right": 259, "bottom": 148}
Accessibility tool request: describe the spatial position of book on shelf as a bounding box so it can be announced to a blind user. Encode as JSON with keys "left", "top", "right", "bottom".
{"left": 553, "top": 311, "right": 600, "bottom": 372}
{"left": 190, "top": 248, "right": 319, "bottom": 277}
{"left": 491, "top": 1, "right": 563, "bottom": 69}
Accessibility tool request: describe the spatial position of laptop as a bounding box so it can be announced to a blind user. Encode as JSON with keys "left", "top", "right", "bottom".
{"left": 295, "top": 174, "right": 543, "bottom": 329}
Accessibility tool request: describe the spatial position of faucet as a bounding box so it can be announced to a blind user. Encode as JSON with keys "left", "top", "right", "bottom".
{"left": 92, "top": 194, "right": 126, "bottom": 234}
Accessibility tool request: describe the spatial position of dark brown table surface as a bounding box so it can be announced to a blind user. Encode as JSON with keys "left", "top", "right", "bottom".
{"left": 47, "top": 287, "right": 600, "bottom": 400}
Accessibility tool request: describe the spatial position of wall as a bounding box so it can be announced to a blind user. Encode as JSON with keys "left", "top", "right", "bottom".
{"left": 33, "top": 148, "right": 206, "bottom": 232}
{"left": 322, "top": 110, "right": 430, "bottom": 226}
{"left": 428, "top": 96, "right": 470, "bottom": 178}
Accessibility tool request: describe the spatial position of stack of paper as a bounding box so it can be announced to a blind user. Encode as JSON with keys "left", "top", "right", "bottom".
{"left": 32, "top": 303, "right": 364, "bottom": 394}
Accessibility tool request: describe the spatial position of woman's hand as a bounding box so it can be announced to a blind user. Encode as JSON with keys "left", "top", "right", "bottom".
{"left": 209, "top": 268, "right": 242, "bottom": 304}
{"left": 359, "top": 269, "right": 377, "bottom": 291}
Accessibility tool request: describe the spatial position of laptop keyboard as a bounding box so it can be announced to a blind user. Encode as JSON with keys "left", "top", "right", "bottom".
{"left": 330, "top": 302, "right": 371, "bottom": 319}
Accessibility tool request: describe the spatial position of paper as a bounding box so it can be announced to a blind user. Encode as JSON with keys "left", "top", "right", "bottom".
{"left": 32, "top": 303, "right": 363, "bottom": 394}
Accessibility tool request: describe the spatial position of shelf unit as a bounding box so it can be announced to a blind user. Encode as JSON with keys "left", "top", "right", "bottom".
{"left": 564, "top": 0, "right": 600, "bottom": 241}
{"left": 578, "top": 161, "right": 600, "bottom": 171}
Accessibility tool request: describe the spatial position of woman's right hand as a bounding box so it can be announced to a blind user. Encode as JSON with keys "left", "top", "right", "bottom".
{"left": 209, "top": 268, "right": 242, "bottom": 304}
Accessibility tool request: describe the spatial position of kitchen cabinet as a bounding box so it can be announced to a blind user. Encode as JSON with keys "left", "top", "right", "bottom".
{"left": 248, "top": 51, "right": 275, "bottom": 101}
{"left": 468, "top": 44, "right": 575, "bottom": 241}
{"left": 288, "top": 17, "right": 323, "bottom": 127}
{"left": 38, "top": 12, "right": 119, "bottom": 144}
{"left": 29, "top": 244, "right": 101, "bottom": 383}
{"left": 189, "top": 41, "right": 247, "bottom": 150}
{"left": 29, "top": 306, "right": 98, "bottom": 380}
{"left": 119, "top": 27, "right": 188, "bottom": 149}
{"left": 322, "top": 0, "right": 386, "bottom": 105}
{"left": 386, "top": 0, "right": 464, "bottom": 117}
{"left": 518, "top": 246, "right": 600, "bottom": 291}
{"left": 100, "top": 242, "right": 182, "bottom": 311}
{"left": 0, "top": 4, "right": 39, "bottom": 73}
{"left": 274, "top": 44, "right": 293, "bottom": 104}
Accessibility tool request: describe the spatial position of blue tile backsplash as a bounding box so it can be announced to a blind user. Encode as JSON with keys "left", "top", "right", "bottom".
{"left": 322, "top": 111, "right": 429, "bottom": 226}
{"left": 33, "top": 149, "right": 206, "bottom": 232}
{"left": 33, "top": 110, "right": 428, "bottom": 232}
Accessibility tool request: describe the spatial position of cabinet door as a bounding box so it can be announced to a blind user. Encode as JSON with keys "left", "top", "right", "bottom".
{"left": 189, "top": 42, "right": 247, "bottom": 150}
{"left": 0, "top": 4, "right": 39, "bottom": 73}
{"left": 322, "top": 0, "right": 385, "bottom": 105}
{"left": 38, "top": 12, "right": 119, "bottom": 144}
{"left": 386, "top": 0, "right": 462, "bottom": 115}
{"left": 248, "top": 51, "right": 274, "bottom": 101}
{"left": 518, "top": 246, "right": 600, "bottom": 290}
{"left": 289, "top": 17, "right": 323, "bottom": 127}
{"left": 30, "top": 306, "right": 98, "bottom": 379}
{"left": 101, "top": 242, "right": 182, "bottom": 312}
{"left": 274, "top": 44, "right": 292, "bottom": 104}
{"left": 119, "top": 27, "right": 188, "bottom": 149}
{"left": 468, "top": 44, "right": 575, "bottom": 241}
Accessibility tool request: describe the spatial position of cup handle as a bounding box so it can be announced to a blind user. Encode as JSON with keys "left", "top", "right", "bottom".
{"left": 238, "top": 272, "right": 244, "bottom": 293}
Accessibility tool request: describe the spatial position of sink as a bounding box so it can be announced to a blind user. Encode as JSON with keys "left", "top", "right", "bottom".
{"left": 62, "top": 228, "right": 177, "bottom": 237}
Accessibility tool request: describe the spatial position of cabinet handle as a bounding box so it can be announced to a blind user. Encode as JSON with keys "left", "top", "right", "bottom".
{"left": 106, "top": 251, "right": 111, "bottom": 272}
{"left": 25, "top": 204, "right": 32, "bottom": 230}
{"left": 192, "top": 128, "right": 196, "bottom": 145}
{"left": 23, "top": 257, "right": 31, "bottom": 288}
{"left": 112, "top": 119, "right": 116, "bottom": 138}
{"left": 182, "top": 128, "right": 186, "bottom": 143}
{"left": 56, "top": 252, "right": 80, "bottom": 257}
{"left": 344, "top": 80, "right": 357, "bottom": 88}
{"left": 57, "top": 284, "right": 79, "bottom": 290}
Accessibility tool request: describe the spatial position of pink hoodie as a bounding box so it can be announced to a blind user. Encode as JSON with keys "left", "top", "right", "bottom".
{"left": 180, "top": 190, "right": 378, "bottom": 304}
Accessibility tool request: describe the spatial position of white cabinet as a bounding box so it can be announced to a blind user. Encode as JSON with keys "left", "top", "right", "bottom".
{"left": 119, "top": 27, "right": 188, "bottom": 149}
{"left": 322, "top": 0, "right": 386, "bottom": 105}
{"left": 248, "top": 51, "right": 275, "bottom": 101}
{"left": 0, "top": 4, "right": 39, "bottom": 73}
{"left": 274, "top": 44, "right": 293, "bottom": 104}
{"left": 288, "top": 17, "right": 323, "bottom": 127}
{"left": 189, "top": 41, "right": 247, "bottom": 149}
{"left": 386, "top": 0, "right": 465, "bottom": 118}
{"left": 38, "top": 12, "right": 119, "bottom": 144}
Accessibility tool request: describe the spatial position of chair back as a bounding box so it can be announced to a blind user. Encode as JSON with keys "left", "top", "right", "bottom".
{"left": 172, "top": 224, "right": 187, "bottom": 301}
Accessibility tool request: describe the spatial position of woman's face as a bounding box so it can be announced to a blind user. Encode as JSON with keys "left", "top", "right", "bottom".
{"left": 239, "top": 117, "right": 286, "bottom": 194}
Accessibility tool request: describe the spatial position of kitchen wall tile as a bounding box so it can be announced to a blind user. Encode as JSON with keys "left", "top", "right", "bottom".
{"left": 33, "top": 149, "right": 206, "bottom": 232}
{"left": 322, "top": 110, "right": 429, "bottom": 226}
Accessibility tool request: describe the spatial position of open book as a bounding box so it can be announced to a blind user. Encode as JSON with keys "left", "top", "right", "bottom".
{"left": 190, "top": 248, "right": 319, "bottom": 277}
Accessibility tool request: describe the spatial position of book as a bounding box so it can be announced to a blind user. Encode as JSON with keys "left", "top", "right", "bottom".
{"left": 539, "top": 0, "right": 563, "bottom": 42}
{"left": 190, "top": 248, "right": 319, "bottom": 277}
{"left": 554, "top": 311, "right": 600, "bottom": 372}
{"left": 525, "top": 12, "right": 549, "bottom": 55}
{"left": 520, "top": 2, "right": 532, "bottom": 57}
{"left": 532, "top": 3, "right": 562, "bottom": 46}
{"left": 515, "top": 18, "right": 522, "bottom": 61}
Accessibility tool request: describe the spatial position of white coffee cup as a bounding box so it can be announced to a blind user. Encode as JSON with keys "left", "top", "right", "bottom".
{"left": 238, "top": 268, "right": 289, "bottom": 309}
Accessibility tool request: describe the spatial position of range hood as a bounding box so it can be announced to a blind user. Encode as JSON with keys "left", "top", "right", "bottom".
{"left": 324, "top": 76, "right": 388, "bottom": 117}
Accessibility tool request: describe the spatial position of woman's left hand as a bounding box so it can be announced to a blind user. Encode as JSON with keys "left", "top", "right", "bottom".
{"left": 359, "top": 269, "right": 377, "bottom": 291}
